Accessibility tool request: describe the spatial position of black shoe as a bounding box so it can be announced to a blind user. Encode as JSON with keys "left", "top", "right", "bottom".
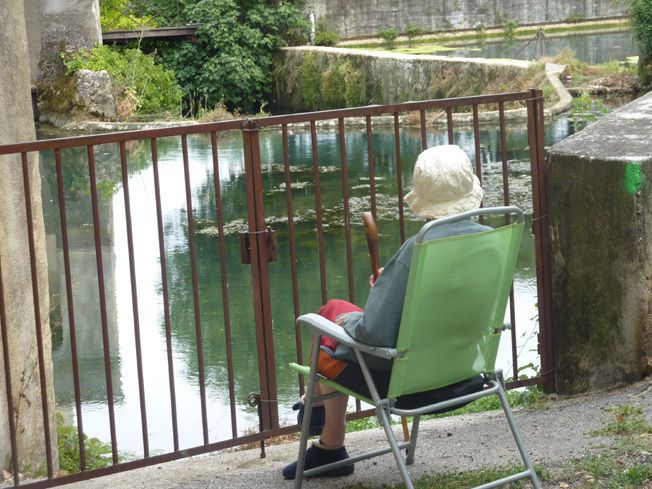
{"left": 282, "top": 444, "right": 354, "bottom": 480}
{"left": 292, "top": 401, "right": 325, "bottom": 436}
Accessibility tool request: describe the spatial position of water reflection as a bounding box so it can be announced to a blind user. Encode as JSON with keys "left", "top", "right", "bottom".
{"left": 41, "top": 114, "right": 587, "bottom": 455}
{"left": 446, "top": 31, "right": 638, "bottom": 64}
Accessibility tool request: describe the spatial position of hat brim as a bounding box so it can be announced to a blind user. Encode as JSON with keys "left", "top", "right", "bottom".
{"left": 405, "top": 174, "right": 483, "bottom": 219}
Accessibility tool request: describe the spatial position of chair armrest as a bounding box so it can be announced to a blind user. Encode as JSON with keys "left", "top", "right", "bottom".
{"left": 296, "top": 313, "right": 400, "bottom": 360}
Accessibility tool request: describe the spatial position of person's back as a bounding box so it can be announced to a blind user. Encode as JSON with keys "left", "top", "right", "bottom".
{"left": 283, "top": 144, "right": 487, "bottom": 480}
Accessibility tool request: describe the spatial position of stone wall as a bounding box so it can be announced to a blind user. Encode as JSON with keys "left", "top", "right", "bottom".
{"left": 547, "top": 92, "right": 652, "bottom": 395}
{"left": 38, "top": 0, "right": 102, "bottom": 84}
{"left": 0, "top": 0, "right": 58, "bottom": 473}
{"left": 273, "top": 46, "right": 530, "bottom": 113}
{"left": 305, "top": 0, "right": 628, "bottom": 38}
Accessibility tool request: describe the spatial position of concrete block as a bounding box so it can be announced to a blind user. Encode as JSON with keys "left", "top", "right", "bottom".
{"left": 547, "top": 92, "right": 652, "bottom": 394}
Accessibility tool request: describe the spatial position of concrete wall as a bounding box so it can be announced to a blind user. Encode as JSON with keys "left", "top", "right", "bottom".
{"left": 273, "top": 46, "right": 529, "bottom": 112}
{"left": 547, "top": 92, "right": 652, "bottom": 395}
{"left": 0, "top": 0, "right": 58, "bottom": 473}
{"left": 305, "top": 0, "right": 628, "bottom": 38}
{"left": 38, "top": 0, "right": 102, "bottom": 84}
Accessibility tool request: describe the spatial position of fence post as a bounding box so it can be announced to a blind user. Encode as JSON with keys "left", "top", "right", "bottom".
{"left": 527, "top": 89, "right": 555, "bottom": 393}
{"left": 242, "top": 119, "right": 279, "bottom": 431}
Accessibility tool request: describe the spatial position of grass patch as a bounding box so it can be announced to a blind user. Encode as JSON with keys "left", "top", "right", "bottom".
{"left": 392, "top": 45, "right": 460, "bottom": 55}
{"left": 593, "top": 405, "right": 652, "bottom": 437}
{"left": 344, "top": 21, "right": 630, "bottom": 51}
{"left": 346, "top": 465, "right": 544, "bottom": 488}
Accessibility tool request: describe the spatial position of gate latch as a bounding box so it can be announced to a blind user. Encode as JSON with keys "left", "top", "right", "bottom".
{"left": 240, "top": 226, "right": 278, "bottom": 264}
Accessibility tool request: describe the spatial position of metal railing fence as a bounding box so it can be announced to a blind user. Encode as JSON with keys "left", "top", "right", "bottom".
{"left": 0, "top": 90, "right": 551, "bottom": 487}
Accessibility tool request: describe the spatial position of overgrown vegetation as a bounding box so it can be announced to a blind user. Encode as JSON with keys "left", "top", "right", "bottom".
{"left": 571, "top": 92, "right": 611, "bottom": 124}
{"left": 314, "top": 18, "right": 341, "bottom": 46}
{"left": 631, "top": 0, "right": 652, "bottom": 84}
{"left": 405, "top": 26, "right": 425, "bottom": 46}
{"left": 292, "top": 52, "right": 368, "bottom": 110}
{"left": 133, "top": 0, "right": 310, "bottom": 115}
{"left": 97, "top": 0, "right": 310, "bottom": 115}
{"left": 280, "top": 48, "right": 554, "bottom": 112}
{"left": 56, "top": 413, "right": 116, "bottom": 473}
{"left": 502, "top": 19, "right": 519, "bottom": 40}
{"left": 378, "top": 28, "right": 400, "bottom": 50}
{"left": 550, "top": 48, "right": 639, "bottom": 92}
{"left": 63, "top": 44, "right": 183, "bottom": 118}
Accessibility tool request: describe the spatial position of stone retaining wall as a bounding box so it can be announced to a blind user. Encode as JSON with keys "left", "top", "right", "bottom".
{"left": 273, "top": 46, "right": 529, "bottom": 112}
{"left": 547, "top": 91, "right": 652, "bottom": 394}
{"left": 272, "top": 47, "right": 572, "bottom": 121}
{"left": 305, "top": 0, "right": 628, "bottom": 38}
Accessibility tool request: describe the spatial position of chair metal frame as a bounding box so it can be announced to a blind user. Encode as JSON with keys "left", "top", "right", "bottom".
{"left": 290, "top": 206, "right": 542, "bottom": 489}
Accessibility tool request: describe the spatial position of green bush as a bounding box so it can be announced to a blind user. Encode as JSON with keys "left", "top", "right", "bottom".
{"left": 315, "top": 30, "right": 340, "bottom": 46}
{"left": 56, "top": 413, "right": 115, "bottom": 473}
{"left": 378, "top": 28, "right": 399, "bottom": 49}
{"left": 632, "top": 0, "right": 652, "bottom": 55}
{"left": 631, "top": 0, "right": 652, "bottom": 84}
{"left": 314, "top": 18, "right": 340, "bottom": 46}
{"left": 148, "top": 0, "right": 310, "bottom": 115}
{"left": 64, "top": 44, "right": 182, "bottom": 116}
{"left": 405, "top": 25, "right": 424, "bottom": 46}
{"left": 503, "top": 19, "right": 519, "bottom": 40}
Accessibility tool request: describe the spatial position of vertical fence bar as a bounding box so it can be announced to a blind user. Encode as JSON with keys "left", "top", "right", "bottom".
{"left": 150, "top": 138, "right": 179, "bottom": 451}
{"left": 210, "top": 132, "right": 238, "bottom": 437}
{"left": 472, "top": 105, "right": 484, "bottom": 225}
{"left": 498, "top": 105, "right": 519, "bottom": 382}
{"left": 54, "top": 148, "right": 86, "bottom": 470}
{"left": 242, "top": 120, "right": 279, "bottom": 430}
{"left": 393, "top": 113, "right": 406, "bottom": 244}
{"left": 446, "top": 107, "right": 454, "bottom": 144}
{"left": 527, "top": 89, "right": 555, "bottom": 393}
{"left": 472, "top": 104, "right": 483, "bottom": 185}
{"left": 21, "top": 152, "right": 54, "bottom": 478}
{"left": 181, "top": 135, "right": 209, "bottom": 443}
{"left": 0, "top": 257, "right": 20, "bottom": 485}
{"left": 365, "top": 116, "right": 377, "bottom": 220}
{"left": 338, "top": 119, "right": 356, "bottom": 305}
{"left": 310, "top": 121, "right": 328, "bottom": 305}
{"left": 118, "top": 142, "right": 149, "bottom": 457}
{"left": 87, "top": 144, "right": 119, "bottom": 463}
{"left": 419, "top": 110, "right": 427, "bottom": 150}
{"left": 282, "top": 125, "right": 305, "bottom": 395}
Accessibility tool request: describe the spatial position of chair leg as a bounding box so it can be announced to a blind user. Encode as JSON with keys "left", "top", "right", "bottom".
{"left": 294, "top": 340, "right": 322, "bottom": 489}
{"left": 496, "top": 383, "right": 542, "bottom": 489}
{"left": 406, "top": 415, "right": 421, "bottom": 465}
{"left": 377, "top": 406, "right": 414, "bottom": 489}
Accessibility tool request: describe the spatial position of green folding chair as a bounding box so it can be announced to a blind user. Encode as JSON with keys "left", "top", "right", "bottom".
{"left": 289, "top": 206, "right": 542, "bottom": 489}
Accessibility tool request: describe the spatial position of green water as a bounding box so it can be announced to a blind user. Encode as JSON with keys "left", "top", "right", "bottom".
{"left": 41, "top": 115, "right": 586, "bottom": 455}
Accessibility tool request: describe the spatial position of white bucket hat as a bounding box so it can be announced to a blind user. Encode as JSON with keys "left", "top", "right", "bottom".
{"left": 404, "top": 145, "right": 483, "bottom": 219}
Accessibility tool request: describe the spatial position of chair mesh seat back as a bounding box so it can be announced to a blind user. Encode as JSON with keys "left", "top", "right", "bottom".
{"left": 387, "top": 222, "right": 523, "bottom": 399}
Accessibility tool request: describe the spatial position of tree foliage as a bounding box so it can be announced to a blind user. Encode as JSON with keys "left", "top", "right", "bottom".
{"left": 631, "top": 0, "right": 652, "bottom": 57}
{"left": 64, "top": 45, "right": 183, "bottom": 116}
{"left": 99, "top": 0, "right": 158, "bottom": 30}
{"left": 139, "top": 0, "right": 310, "bottom": 114}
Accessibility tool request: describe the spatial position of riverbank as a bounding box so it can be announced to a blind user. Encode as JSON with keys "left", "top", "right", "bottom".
{"left": 24, "top": 376, "right": 651, "bottom": 489}
{"left": 338, "top": 18, "right": 631, "bottom": 50}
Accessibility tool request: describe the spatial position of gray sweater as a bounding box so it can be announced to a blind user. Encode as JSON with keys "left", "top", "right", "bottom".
{"left": 333, "top": 219, "right": 491, "bottom": 371}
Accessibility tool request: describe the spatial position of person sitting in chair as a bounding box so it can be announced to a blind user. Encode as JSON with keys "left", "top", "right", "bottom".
{"left": 283, "top": 144, "right": 490, "bottom": 480}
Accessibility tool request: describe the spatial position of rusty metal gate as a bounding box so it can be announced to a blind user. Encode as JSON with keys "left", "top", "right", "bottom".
{"left": 0, "top": 90, "right": 551, "bottom": 487}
